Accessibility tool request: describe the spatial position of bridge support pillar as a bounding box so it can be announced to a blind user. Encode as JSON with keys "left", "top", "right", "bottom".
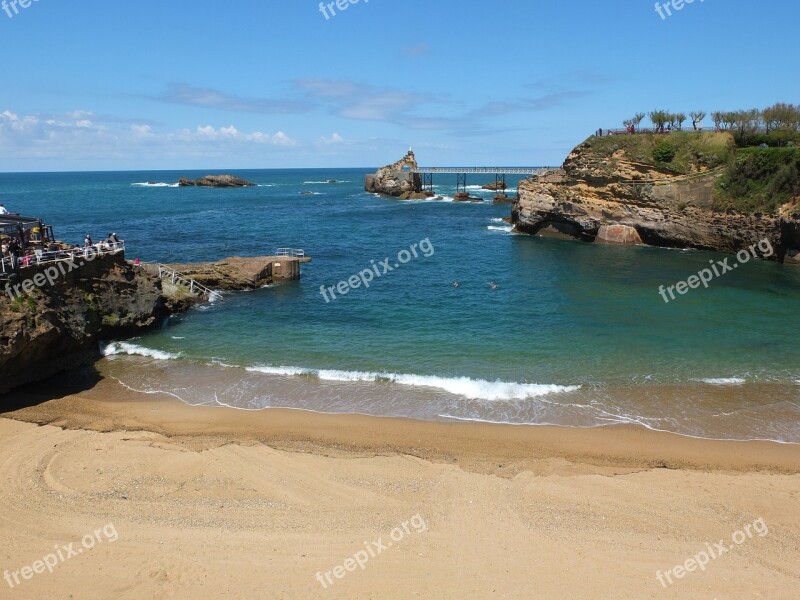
{"left": 456, "top": 173, "right": 467, "bottom": 195}
{"left": 423, "top": 173, "right": 434, "bottom": 193}
{"left": 495, "top": 174, "right": 506, "bottom": 195}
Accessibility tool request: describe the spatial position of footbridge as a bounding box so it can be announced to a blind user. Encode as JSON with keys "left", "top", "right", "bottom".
{"left": 411, "top": 166, "right": 559, "bottom": 195}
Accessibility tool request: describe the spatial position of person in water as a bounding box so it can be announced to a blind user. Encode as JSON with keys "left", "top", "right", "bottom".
{"left": 453, "top": 281, "right": 459, "bottom": 288}
{"left": 490, "top": 282, "right": 499, "bottom": 289}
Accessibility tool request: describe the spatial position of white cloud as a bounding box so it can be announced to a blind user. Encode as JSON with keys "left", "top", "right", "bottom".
{"left": 318, "top": 133, "right": 345, "bottom": 145}
{"left": 0, "top": 110, "right": 298, "bottom": 163}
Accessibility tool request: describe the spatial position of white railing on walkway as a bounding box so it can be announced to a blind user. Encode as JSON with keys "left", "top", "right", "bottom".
{"left": 276, "top": 248, "right": 305, "bottom": 258}
{"left": 0, "top": 242, "right": 125, "bottom": 275}
{"left": 156, "top": 264, "right": 217, "bottom": 301}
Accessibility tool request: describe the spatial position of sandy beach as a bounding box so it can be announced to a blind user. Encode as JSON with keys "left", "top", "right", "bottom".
{"left": 0, "top": 377, "right": 797, "bottom": 599}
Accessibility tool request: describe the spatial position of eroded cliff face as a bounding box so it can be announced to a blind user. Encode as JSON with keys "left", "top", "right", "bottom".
{"left": 513, "top": 138, "right": 800, "bottom": 261}
{"left": 0, "top": 254, "right": 170, "bottom": 394}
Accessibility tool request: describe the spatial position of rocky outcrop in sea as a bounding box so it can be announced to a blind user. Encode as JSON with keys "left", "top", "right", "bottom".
{"left": 365, "top": 150, "right": 429, "bottom": 199}
{"left": 179, "top": 175, "right": 256, "bottom": 188}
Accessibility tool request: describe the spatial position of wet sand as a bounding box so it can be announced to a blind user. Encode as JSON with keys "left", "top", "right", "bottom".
{"left": 1, "top": 376, "right": 799, "bottom": 599}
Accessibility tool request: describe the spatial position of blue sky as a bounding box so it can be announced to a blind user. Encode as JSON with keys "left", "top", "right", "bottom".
{"left": 1, "top": 0, "right": 798, "bottom": 171}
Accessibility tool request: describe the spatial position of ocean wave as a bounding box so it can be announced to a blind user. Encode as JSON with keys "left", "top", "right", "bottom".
{"left": 245, "top": 365, "right": 310, "bottom": 377}
{"left": 246, "top": 365, "right": 579, "bottom": 400}
{"left": 695, "top": 378, "right": 747, "bottom": 385}
{"left": 132, "top": 182, "right": 179, "bottom": 188}
{"left": 101, "top": 341, "right": 180, "bottom": 360}
{"left": 487, "top": 225, "right": 513, "bottom": 233}
{"left": 303, "top": 180, "right": 350, "bottom": 184}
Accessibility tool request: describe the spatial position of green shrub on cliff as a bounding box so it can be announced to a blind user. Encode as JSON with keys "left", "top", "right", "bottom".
{"left": 653, "top": 140, "right": 676, "bottom": 164}
{"left": 715, "top": 147, "right": 800, "bottom": 213}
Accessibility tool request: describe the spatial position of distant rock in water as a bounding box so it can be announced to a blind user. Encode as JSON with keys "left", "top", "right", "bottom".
{"left": 179, "top": 175, "right": 256, "bottom": 188}
{"left": 482, "top": 181, "right": 506, "bottom": 191}
{"left": 365, "top": 150, "right": 422, "bottom": 197}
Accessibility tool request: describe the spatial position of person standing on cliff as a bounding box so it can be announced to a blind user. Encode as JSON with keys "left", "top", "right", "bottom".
{"left": 0, "top": 204, "right": 8, "bottom": 215}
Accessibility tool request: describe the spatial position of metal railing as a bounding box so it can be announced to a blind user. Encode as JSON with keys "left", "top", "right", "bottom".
{"left": 155, "top": 264, "right": 217, "bottom": 301}
{"left": 276, "top": 248, "right": 305, "bottom": 258}
{"left": 599, "top": 127, "right": 720, "bottom": 136}
{"left": 1, "top": 242, "right": 125, "bottom": 275}
{"left": 412, "top": 167, "right": 559, "bottom": 175}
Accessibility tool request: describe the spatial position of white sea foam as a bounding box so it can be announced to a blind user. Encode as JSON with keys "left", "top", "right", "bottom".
{"left": 245, "top": 365, "right": 310, "bottom": 377}
{"left": 101, "top": 341, "right": 180, "bottom": 360}
{"left": 132, "top": 182, "right": 180, "bottom": 188}
{"left": 390, "top": 374, "right": 579, "bottom": 400}
{"left": 696, "top": 378, "right": 747, "bottom": 385}
{"left": 487, "top": 225, "right": 513, "bottom": 233}
{"left": 248, "top": 365, "right": 579, "bottom": 401}
{"left": 303, "top": 180, "right": 350, "bottom": 184}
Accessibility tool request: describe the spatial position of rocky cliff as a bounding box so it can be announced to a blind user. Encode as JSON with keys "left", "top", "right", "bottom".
{"left": 513, "top": 133, "right": 800, "bottom": 262}
{"left": 0, "top": 254, "right": 170, "bottom": 394}
{"left": 365, "top": 150, "right": 429, "bottom": 199}
{"left": 0, "top": 252, "right": 312, "bottom": 395}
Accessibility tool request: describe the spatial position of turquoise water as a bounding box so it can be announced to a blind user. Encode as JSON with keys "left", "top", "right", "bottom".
{"left": 4, "top": 170, "right": 800, "bottom": 441}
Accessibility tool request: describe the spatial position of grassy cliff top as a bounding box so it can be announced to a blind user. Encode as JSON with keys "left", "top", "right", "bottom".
{"left": 585, "top": 131, "right": 735, "bottom": 174}
{"left": 580, "top": 130, "right": 799, "bottom": 214}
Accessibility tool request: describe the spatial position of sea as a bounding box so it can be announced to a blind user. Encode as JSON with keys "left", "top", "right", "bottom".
{"left": 3, "top": 169, "right": 800, "bottom": 443}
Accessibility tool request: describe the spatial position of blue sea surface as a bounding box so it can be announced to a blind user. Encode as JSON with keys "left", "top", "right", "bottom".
{"left": 3, "top": 169, "right": 800, "bottom": 441}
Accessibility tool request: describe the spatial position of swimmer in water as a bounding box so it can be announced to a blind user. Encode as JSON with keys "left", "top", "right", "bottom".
{"left": 490, "top": 282, "right": 499, "bottom": 289}
{"left": 453, "top": 281, "right": 460, "bottom": 288}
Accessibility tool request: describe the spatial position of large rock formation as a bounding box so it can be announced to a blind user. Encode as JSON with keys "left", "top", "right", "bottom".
{"left": 0, "top": 251, "right": 311, "bottom": 394}
{"left": 365, "top": 150, "right": 426, "bottom": 198}
{"left": 513, "top": 135, "right": 800, "bottom": 260}
{"left": 0, "top": 254, "right": 170, "bottom": 394}
{"left": 179, "top": 175, "right": 255, "bottom": 188}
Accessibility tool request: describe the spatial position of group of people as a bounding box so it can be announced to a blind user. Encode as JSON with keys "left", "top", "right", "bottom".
{"left": 84, "top": 232, "right": 123, "bottom": 252}
{"left": 1, "top": 230, "right": 124, "bottom": 273}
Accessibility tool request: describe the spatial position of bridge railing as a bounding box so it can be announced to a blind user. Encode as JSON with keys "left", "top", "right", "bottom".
{"left": 412, "top": 167, "right": 560, "bottom": 175}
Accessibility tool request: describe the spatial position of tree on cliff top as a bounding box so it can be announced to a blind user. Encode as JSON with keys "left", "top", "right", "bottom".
{"left": 650, "top": 110, "right": 670, "bottom": 133}
{"left": 690, "top": 111, "right": 706, "bottom": 130}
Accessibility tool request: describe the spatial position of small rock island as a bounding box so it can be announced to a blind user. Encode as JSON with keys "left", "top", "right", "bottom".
{"left": 179, "top": 175, "right": 256, "bottom": 188}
